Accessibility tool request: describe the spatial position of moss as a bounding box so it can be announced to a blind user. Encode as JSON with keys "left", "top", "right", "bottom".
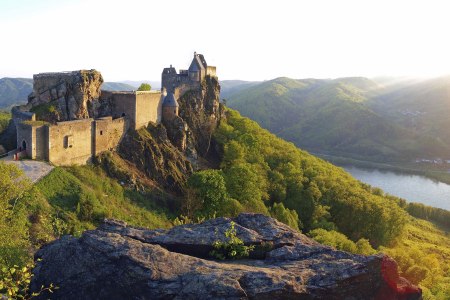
{"left": 30, "top": 102, "right": 60, "bottom": 122}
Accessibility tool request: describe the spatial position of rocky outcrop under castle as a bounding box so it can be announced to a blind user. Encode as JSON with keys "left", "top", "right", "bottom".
{"left": 31, "top": 214, "right": 421, "bottom": 300}
{"left": 27, "top": 70, "right": 103, "bottom": 122}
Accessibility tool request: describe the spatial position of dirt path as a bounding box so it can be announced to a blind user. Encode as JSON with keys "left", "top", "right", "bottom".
{"left": 1, "top": 154, "right": 54, "bottom": 183}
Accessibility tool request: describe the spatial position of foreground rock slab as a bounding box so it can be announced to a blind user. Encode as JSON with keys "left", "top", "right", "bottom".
{"left": 31, "top": 214, "right": 421, "bottom": 300}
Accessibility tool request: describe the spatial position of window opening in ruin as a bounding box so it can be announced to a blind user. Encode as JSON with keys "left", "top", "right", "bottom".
{"left": 64, "top": 135, "right": 73, "bottom": 149}
{"left": 22, "top": 140, "right": 27, "bottom": 150}
{"left": 100, "top": 130, "right": 103, "bottom": 135}
{"left": 121, "top": 113, "right": 126, "bottom": 117}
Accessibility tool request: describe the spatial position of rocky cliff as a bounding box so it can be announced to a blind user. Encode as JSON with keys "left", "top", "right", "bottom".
{"left": 31, "top": 214, "right": 421, "bottom": 300}
{"left": 118, "top": 124, "right": 193, "bottom": 194}
{"left": 27, "top": 70, "right": 103, "bottom": 123}
{"left": 164, "top": 76, "right": 223, "bottom": 160}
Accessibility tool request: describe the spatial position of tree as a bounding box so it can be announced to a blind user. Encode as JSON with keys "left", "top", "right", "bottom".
{"left": 187, "top": 170, "right": 228, "bottom": 217}
{"left": 270, "top": 202, "right": 300, "bottom": 230}
{"left": 137, "top": 83, "right": 151, "bottom": 91}
{"left": 0, "top": 162, "right": 31, "bottom": 266}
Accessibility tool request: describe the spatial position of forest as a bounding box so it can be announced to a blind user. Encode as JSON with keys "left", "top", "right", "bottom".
{"left": 0, "top": 109, "right": 449, "bottom": 298}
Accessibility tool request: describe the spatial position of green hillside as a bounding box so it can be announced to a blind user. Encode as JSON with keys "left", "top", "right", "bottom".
{"left": 226, "top": 77, "right": 450, "bottom": 162}
{"left": 1, "top": 108, "right": 450, "bottom": 298}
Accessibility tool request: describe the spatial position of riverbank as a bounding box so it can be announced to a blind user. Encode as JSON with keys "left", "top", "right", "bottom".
{"left": 314, "top": 152, "right": 450, "bottom": 185}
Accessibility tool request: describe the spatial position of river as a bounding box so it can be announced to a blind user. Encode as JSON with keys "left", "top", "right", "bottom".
{"left": 342, "top": 165, "right": 450, "bottom": 210}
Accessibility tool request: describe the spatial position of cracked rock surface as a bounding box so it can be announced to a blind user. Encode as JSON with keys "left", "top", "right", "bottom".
{"left": 31, "top": 213, "right": 421, "bottom": 300}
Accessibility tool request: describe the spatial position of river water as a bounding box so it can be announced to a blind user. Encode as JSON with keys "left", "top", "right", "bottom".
{"left": 342, "top": 165, "right": 450, "bottom": 210}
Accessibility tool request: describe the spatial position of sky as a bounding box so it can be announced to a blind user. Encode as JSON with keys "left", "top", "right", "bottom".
{"left": 1, "top": 0, "right": 450, "bottom": 82}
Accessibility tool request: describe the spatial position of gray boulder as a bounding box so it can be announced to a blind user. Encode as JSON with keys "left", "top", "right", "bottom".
{"left": 31, "top": 213, "right": 421, "bottom": 300}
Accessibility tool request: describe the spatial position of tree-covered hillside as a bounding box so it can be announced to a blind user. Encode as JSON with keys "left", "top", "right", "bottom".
{"left": 1, "top": 108, "right": 449, "bottom": 298}
{"left": 225, "top": 77, "right": 450, "bottom": 162}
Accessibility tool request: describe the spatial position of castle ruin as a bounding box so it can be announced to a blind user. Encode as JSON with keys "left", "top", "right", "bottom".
{"left": 14, "top": 53, "right": 216, "bottom": 166}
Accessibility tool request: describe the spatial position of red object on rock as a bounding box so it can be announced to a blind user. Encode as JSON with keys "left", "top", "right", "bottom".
{"left": 377, "top": 255, "right": 422, "bottom": 300}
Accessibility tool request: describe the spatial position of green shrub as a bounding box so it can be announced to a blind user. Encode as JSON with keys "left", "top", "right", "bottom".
{"left": 210, "top": 221, "right": 254, "bottom": 260}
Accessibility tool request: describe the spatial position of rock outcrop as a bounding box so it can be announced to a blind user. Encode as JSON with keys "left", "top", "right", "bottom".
{"left": 31, "top": 214, "right": 421, "bottom": 300}
{"left": 27, "top": 70, "right": 103, "bottom": 122}
{"left": 118, "top": 124, "right": 193, "bottom": 194}
{"left": 176, "top": 75, "right": 223, "bottom": 158}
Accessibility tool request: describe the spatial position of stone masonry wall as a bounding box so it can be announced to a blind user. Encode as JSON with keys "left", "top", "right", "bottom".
{"left": 134, "top": 91, "right": 162, "bottom": 128}
{"left": 110, "top": 93, "right": 136, "bottom": 127}
{"left": 16, "top": 123, "right": 33, "bottom": 158}
{"left": 48, "top": 119, "right": 94, "bottom": 166}
{"left": 93, "top": 117, "right": 127, "bottom": 155}
{"left": 34, "top": 125, "right": 48, "bottom": 160}
{"left": 107, "top": 117, "right": 127, "bottom": 150}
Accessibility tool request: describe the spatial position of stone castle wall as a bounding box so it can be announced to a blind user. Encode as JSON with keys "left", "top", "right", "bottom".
{"left": 48, "top": 119, "right": 94, "bottom": 166}
{"left": 107, "top": 91, "right": 162, "bottom": 130}
{"left": 94, "top": 116, "right": 127, "bottom": 155}
{"left": 134, "top": 91, "right": 162, "bottom": 128}
{"left": 16, "top": 122, "right": 48, "bottom": 160}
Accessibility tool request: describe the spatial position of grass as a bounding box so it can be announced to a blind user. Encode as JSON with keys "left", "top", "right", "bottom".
{"left": 35, "top": 165, "right": 173, "bottom": 236}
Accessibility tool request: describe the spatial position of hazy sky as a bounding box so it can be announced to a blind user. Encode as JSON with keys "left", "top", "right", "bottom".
{"left": 1, "top": 0, "right": 449, "bottom": 81}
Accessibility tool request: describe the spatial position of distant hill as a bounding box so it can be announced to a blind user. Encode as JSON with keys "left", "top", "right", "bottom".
{"left": 0, "top": 78, "right": 138, "bottom": 109}
{"left": 101, "top": 82, "right": 135, "bottom": 91}
{"left": 0, "top": 78, "right": 33, "bottom": 109}
{"left": 119, "top": 80, "right": 161, "bottom": 90}
{"left": 226, "top": 77, "right": 450, "bottom": 162}
{"left": 219, "top": 80, "right": 261, "bottom": 99}
{"left": 369, "top": 75, "right": 450, "bottom": 146}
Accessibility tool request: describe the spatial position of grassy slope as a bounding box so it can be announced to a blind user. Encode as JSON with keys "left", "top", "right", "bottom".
{"left": 226, "top": 77, "right": 450, "bottom": 162}
{"left": 35, "top": 166, "right": 172, "bottom": 236}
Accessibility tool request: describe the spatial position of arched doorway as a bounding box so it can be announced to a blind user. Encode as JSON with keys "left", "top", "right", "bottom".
{"left": 22, "top": 140, "right": 27, "bottom": 151}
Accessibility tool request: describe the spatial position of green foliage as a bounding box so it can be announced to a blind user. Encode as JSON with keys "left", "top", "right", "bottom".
{"left": 137, "top": 83, "right": 151, "bottom": 91}
{"left": 0, "top": 111, "right": 11, "bottom": 135}
{"left": 36, "top": 166, "right": 172, "bottom": 233}
{"left": 210, "top": 222, "right": 254, "bottom": 260}
{"left": 308, "top": 228, "right": 376, "bottom": 255}
{"left": 270, "top": 202, "right": 301, "bottom": 231}
{"left": 225, "top": 77, "right": 450, "bottom": 162}
{"left": 0, "top": 162, "right": 32, "bottom": 266}
{"left": 380, "top": 219, "right": 450, "bottom": 299}
{"left": 406, "top": 202, "right": 450, "bottom": 229}
{"left": 213, "top": 109, "right": 408, "bottom": 246}
{"left": 187, "top": 170, "right": 228, "bottom": 217}
{"left": 30, "top": 102, "right": 59, "bottom": 121}
{"left": 0, "top": 261, "right": 56, "bottom": 299}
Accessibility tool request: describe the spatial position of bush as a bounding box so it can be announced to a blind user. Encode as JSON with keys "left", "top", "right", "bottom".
{"left": 210, "top": 222, "right": 254, "bottom": 260}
